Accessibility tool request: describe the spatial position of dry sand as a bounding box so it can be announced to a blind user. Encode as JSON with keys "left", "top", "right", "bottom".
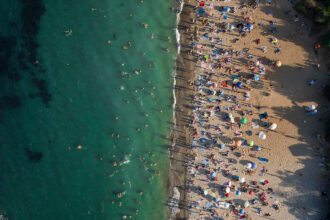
{"left": 169, "top": 0, "right": 329, "bottom": 219}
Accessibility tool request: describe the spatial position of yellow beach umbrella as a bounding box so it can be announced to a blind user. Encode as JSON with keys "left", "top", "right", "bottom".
{"left": 275, "top": 60, "right": 282, "bottom": 67}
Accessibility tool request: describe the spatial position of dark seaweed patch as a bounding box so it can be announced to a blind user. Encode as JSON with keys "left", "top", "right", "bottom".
{"left": 24, "top": 148, "right": 43, "bottom": 163}
{"left": 0, "top": 35, "right": 19, "bottom": 80}
{"left": 20, "top": 0, "right": 45, "bottom": 63}
{"left": 0, "top": 95, "right": 22, "bottom": 109}
{"left": 18, "top": 0, "right": 52, "bottom": 106}
{"left": 32, "top": 78, "right": 52, "bottom": 105}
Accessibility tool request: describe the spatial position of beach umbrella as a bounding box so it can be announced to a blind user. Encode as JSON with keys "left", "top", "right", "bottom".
{"left": 203, "top": 189, "right": 208, "bottom": 195}
{"left": 211, "top": 172, "right": 216, "bottom": 178}
{"left": 259, "top": 132, "right": 266, "bottom": 140}
{"left": 244, "top": 201, "right": 250, "bottom": 208}
{"left": 249, "top": 190, "right": 254, "bottom": 196}
{"left": 249, "top": 141, "right": 254, "bottom": 146}
{"left": 252, "top": 162, "right": 257, "bottom": 169}
{"left": 198, "top": 8, "right": 205, "bottom": 15}
{"left": 219, "top": 143, "right": 226, "bottom": 149}
{"left": 270, "top": 123, "right": 277, "bottom": 130}
{"left": 236, "top": 190, "right": 241, "bottom": 196}
{"left": 235, "top": 139, "right": 242, "bottom": 147}
{"left": 255, "top": 146, "right": 261, "bottom": 151}
{"left": 199, "top": 1, "right": 205, "bottom": 7}
{"left": 222, "top": 14, "right": 228, "bottom": 20}
{"left": 239, "top": 177, "right": 245, "bottom": 183}
{"left": 224, "top": 6, "right": 230, "bottom": 12}
{"left": 224, "top": 202, "right": 230, "bottom": 209}
{"left": 253, "top": 74, "right": 260, "bottom": 81}
{"left": 225, "top": 187, "right": 230, "bottom": 193}
{"left": 259, "top": 178, "right": 264, "bottom": 184}
{"left": 275, "top": 60, "right": 282, "bottom": 67}
{"left": 246, "top": 163, "right": 252, "bottom": 169}
{"left": 237, "top": 82, "right": 243, "bottom": 88}
{"left": 306, "top": 105, "right": 316, "bottom": 111}
{"left": 225, "top": 193, "right": 230, "bottom": 198}
{"left": 239, "top": 209, "right": 245, "bottom": 215}
{"left": 229, "top": 24, "right": 235, "bottom": 30}
{"left": 247, "top": 23, "right": 253, "bottom": 30}
{"left": 241, "top": 118, "right": 247, "bottom": 124}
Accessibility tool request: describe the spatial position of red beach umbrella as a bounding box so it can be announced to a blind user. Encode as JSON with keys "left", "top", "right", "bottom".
{"left": 200, "top": 1, "right": 205, "bottom": 7}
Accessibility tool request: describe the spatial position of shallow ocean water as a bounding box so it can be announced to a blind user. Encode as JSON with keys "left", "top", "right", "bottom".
{"left": 0, "top": 0, "right": 177, "bottom": 219}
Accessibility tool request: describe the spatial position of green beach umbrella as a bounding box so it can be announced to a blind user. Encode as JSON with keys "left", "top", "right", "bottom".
{"left": 241, "top": 118, "right": 247, "bottom": 124}
{"left": 249, "top": 141, "right": 254, "bottom": 146}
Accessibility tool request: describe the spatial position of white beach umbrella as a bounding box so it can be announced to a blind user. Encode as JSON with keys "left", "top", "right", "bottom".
{"left": 258, "top": 131, "right": 266, "bottom": 140}
{"left": 270, "top": 123, "right": 277, "bottom": 130}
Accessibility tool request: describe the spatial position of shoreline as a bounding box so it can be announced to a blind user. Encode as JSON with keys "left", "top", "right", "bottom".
{"left": 168, "top": 0, "right": 195, "bottom": 219}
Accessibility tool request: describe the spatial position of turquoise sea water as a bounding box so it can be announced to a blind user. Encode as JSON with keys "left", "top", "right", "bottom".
{"left": 0, "top": 0, "right": 177, "bottom": 219}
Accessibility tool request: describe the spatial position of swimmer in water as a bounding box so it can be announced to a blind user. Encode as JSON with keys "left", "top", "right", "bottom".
{"left": 141, "top": 22, "right": 148, "bottom": 28}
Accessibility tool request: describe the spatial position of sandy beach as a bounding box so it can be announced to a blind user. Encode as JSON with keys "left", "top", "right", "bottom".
{"left": 169, "top": 0, "right": 329, "bottom": 219}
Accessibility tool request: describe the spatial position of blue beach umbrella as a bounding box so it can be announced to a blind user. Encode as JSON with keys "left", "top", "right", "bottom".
{"left": 198, "top": 8, "right": 205, "bottom": 15}
{"left": 222, "top": 14, "right": 228, "bottom": 20}
{"left": 211, "top": 172, "right": 216, "bottom": 178}
{"left": 254, "top": 74, "right": 260, "bottom": 81}
{"left": 224, "top": 6, "right": 230, "bottom": 12}
{"left": 219, "top": 143, "right": 226, "bottom": 149}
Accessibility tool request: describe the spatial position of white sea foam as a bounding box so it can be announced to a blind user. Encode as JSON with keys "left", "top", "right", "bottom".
{"left": 176, "top": 0, "right": 184, "bottom": 54}
{"left": 170, "top": 0, "right": 184, "bottom": 218}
